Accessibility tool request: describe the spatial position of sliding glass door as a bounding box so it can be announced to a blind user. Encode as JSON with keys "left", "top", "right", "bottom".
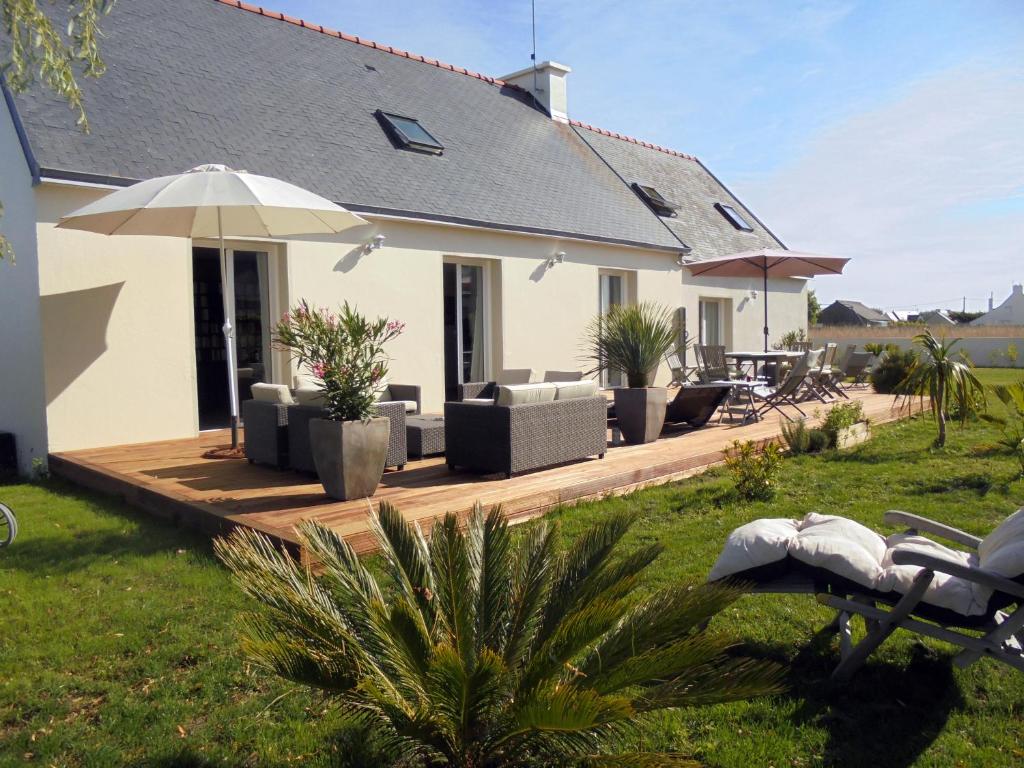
{"left": 443, "top": 261, "right": 488, "bottom": 400}
{"left": 599, "top": 272, "right": 624, "bottom": 388}
{"left": 192, "top": 247, "right": 272, "bottom": 430}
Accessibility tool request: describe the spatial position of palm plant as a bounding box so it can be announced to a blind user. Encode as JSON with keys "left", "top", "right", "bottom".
{"left": 898, "top": 330, "right": 985, "bottom": 447}
{"left": 981, "top": 381, "right": 1024, "bottom": 476}
{"left": 583, "top": 302, "right": 678, "bottom": 388}
{"left": 215, "top": 504, "right": 784, "bottom": 767}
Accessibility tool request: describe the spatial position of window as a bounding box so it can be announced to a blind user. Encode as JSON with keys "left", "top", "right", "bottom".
{"left": 699, "top": 299, "right": 723, "bottom": 346}
{"left": 376, "top": 110, "right": 444, "bottom": 154}
{"left": 715, "top": 202, "right": 753, "bottom": 232}
{"left": 631, "top": 183, "right": 678, "bottom": 217}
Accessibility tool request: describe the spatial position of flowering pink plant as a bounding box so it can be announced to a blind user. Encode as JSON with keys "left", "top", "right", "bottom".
{"left": 273, "top": 300, "right": 404, "bottom": 421}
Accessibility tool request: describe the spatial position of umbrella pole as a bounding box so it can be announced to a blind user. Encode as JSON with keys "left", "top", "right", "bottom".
{"left": 217, "top": 208, "right": 240, "bottom": 449}
{"left": 763, "top": 268, "right": 769, "bottom": 353}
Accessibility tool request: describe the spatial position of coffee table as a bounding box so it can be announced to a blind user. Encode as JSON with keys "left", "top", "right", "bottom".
{"left": 406, "top": 415, "right": 446, "bottom": 458}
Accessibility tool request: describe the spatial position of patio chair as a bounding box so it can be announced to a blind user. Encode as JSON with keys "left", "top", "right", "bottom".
{"left": 664, "top": 352, "right": 698, "bottom": 386}
{"left": 790, "top": 341, "right": 812, "bottom": 352}
{"left": 750, "top": 350, "right": 816, "bottom": 419}
{"left": 841, "top": 351, "right": 875, "bottom": 388}
{"left": 708, "top": 508, "right": 1024, "bottom": 681}
{"left": 806, "top": 342, "right": 841, "bottom": 401}
{"left": 696, "top": 345, "right": 762, "bottom": 423}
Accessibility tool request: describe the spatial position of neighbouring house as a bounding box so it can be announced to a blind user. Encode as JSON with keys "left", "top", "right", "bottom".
{"left": 0, "top": 0, "right": 806, "bottom": 472}
{"left": 973, "top": 285, "right": 1024, "bottom": 326}
{"left": 818, "top": 300, "right": 890, "bottom": 327}
{"left": 908, "top": 309, "right": 955, "bottom": 326}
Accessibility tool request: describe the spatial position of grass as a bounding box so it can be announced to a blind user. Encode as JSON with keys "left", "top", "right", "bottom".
{"left": 2, "top": 369, "right": 1023, "bottom": 766}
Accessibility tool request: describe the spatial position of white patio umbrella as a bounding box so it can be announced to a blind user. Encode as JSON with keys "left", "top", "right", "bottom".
{"left": 57, "top": 164, "right": 368, "bottom": 448}
{"left": 685, "top": 248, "right": 850, "bottom": 352}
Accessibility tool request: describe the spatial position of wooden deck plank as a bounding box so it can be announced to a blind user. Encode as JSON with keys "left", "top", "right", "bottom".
{"left": 50, "top": 390, "right": 910, "bottom": 555}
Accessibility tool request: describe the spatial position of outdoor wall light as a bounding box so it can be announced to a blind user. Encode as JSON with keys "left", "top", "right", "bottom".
{"left": 749, "top": 288, "right": 758, "bottom": 300}
{"left": 547, "top": 250, "right": 566, "bottom": 268}
{"left": 364, "top": 234, "right": 386, "bottom": 254}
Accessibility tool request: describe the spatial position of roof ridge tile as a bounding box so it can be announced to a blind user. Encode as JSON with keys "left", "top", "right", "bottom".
{"left": 569, "top": 119, "right": 698, "bottom": 161}
{"left": 213, "top": 0, "right": 520, "bottom": 89}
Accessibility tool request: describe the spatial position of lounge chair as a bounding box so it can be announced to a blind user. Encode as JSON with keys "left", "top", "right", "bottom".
{"left": 663, "top": 383, "right": 732, "bottom": 428}
{"left": 749, "top": 350, "right": 815, "bottom": 420}
{"left": 709, "top": 508, "right": 1024, "bottom": 680}
{"left": 839, "top": 351, "right": 874, "bottom": 389}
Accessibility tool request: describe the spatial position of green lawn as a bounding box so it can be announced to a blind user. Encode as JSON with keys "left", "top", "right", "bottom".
{"left": 2, "top": 370, "right": 1023, "bottom": 766}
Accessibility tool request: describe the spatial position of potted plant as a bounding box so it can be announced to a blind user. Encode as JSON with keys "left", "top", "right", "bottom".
{"left": 274, "top": 301, "right": 404, "bottom": 500}
{"left": 583, "top": 302, "right": 678, "bottom": 444}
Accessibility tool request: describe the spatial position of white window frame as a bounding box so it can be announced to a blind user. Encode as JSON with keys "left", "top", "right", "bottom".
{"left": 444, "top": 257, "right": 493, "bottom": 385}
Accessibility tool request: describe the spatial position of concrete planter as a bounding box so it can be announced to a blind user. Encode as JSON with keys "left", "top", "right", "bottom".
{"left": 309, "top": 416, "right": 390, "bottom": 500}
{"left": 835, "top": 421, "right": 871, "bottom": 450}
{"left": 614, "top": 387, "right": 667, "bottom": 444}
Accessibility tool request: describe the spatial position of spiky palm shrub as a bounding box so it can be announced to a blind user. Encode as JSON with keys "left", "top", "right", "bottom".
{"left": 899, "top": 330, "right": 985, "bottom": 447}
{"left": 215, "top": 505, "right": 784, "bottom": 767}
{"left": 583, "top": 302, "right": 678, "bottom": 388}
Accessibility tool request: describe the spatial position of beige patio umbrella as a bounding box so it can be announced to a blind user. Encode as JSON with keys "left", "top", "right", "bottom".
{"left": 58, "top": 164, "right": 368, "bottom": 448}
{"left": 685, "top": 248, "right": 850, "bottom": 352}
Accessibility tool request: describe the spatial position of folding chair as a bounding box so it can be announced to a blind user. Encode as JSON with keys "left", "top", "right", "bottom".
{"left": 709, "top": 508, "right": 1024, "bottom": 681}
{"left": 750, "top": 350, "right": 815, "bottom": 420}
{"left": 696, "top": 345, "right": 761, "bottom": 423}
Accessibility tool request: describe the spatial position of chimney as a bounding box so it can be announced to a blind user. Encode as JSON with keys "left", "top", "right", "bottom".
{"left": 500, "top": 61, "right": 572, "bottom": 122}
{"left": 1013, "top": 284, "right": 1023, "bottom": 297}
{"left": 989, "top": 292, "right": 994, "bottom": 311}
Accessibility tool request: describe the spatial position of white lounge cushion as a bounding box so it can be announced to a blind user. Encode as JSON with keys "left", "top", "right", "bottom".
{"left": 293, "top": 385, "right": 326, "bottom": 407}
{"left": 495, "top": 382, "right": 556, "bottom": 407}
{"left": 496, "top": 369, "right": 534, "bottom": 385}
{"left": 383, "top": 400, "right": 418, "bottom": 413}
{"left": 552, "top": 379, "right": 599, "bottom": 401}
{"left": 462, "top": 398, "right": 497, "bottom": 406}
{"left": 250, "top": 383, "right": 294, "bottom": 405}
{"left": 710, "top": 510, "right": 1024, "bottom": 617}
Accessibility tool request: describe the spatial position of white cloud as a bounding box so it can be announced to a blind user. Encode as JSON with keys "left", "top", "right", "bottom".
{"left": 735, "top": 64, "right": 1024, "bottom": 311}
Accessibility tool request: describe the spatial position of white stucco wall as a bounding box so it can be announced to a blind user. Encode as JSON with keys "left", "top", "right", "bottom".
{"left": 0, "top": 100, "right": 48, "bottom": 473}
{"left": 34, "top": 184, "right": 199, "bottom": 452}
{"left": 28, "top": 179, "right": 809, "bottom": 449}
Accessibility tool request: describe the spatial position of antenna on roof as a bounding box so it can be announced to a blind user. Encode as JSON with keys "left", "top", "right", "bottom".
{"left": 531, "top": 0, "right": 538, "bottom": 96}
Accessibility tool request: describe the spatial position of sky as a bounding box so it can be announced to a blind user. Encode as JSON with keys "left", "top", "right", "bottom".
{"left": 277, "top": 0, "right": 1023, "bottom": 312}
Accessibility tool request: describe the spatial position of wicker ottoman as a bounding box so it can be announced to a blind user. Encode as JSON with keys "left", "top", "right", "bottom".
{"left": 406, "top": 415, "right": 446, "bottom": 458}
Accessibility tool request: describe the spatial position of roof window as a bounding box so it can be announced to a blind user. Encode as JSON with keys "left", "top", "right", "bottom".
{"left": 631, "top": 183, "right": 678, "bottom": 217}
{"left": 715, "top": 202, "right": 753, "bottom": 231}
{"left": 376, "top": 110, "right": 444, "bottom": 154}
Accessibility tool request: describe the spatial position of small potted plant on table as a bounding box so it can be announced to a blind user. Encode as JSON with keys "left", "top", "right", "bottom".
{"left": 275, "top": 301, "right": 404, "bottom": 500}
{"left": 583, "top": 302, "right": 678, "bottom": 444}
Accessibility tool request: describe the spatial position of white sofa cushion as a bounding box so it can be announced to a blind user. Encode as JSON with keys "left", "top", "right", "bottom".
{"left": 250, "top": 383, "right": 294, "bottom": 405}
{"left": 391, "top": 400, "right": 418, "bottom": 413}
{"left": 709, "top": 511, "right": 1023, "bottom": 617}
{"left": 462, "top": 398, "right": 497, "bottom": 406}
{"left": 293, "top": 385, "right": 326, "bottom": 407}
{"left": 552, "top": 379, "right": 599, "bottom": 401}
{"left": 495, "top": 382, "right": 557, "bottom": 407}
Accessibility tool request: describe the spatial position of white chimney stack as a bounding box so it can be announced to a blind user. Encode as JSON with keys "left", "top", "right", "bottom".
{"left": 500, "top": 61, "right": 572, "bottom": 123}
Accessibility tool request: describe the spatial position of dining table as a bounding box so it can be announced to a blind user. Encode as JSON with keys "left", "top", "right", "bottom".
{"left": 725, "top": 350, "right": 805, "bottom": 386}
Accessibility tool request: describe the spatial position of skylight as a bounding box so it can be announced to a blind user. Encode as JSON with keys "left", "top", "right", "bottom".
{"left": 376, "top": 110, "right": 444, "bottom": 154}
{"left": 715, "top": 203, "right": 753, "bottom": 232}
{"left": 631, "top": 183, "right": 678, "bottom": 218}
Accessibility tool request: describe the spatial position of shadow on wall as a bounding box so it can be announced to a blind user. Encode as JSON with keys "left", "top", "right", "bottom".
{"left": 40, "top": 282, "right": 124, "bottom": 404}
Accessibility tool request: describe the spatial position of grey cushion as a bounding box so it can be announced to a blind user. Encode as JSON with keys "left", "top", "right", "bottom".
{"left": 293, "top": 385, "right": 326, "bottom": 407}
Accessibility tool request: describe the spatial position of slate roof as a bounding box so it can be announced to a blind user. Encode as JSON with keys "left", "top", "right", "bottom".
{"left": 8, "top": 0, "right": 782, "bottom": 257}
{"left": 830, "top": 300, "right": 890, "bottom": 323}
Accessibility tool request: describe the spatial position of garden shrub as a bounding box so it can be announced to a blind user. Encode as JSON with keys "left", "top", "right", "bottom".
{"left": 821, "top": 401, "right": 866, "bottom": 446}
{"left": 807, "top": 429, "right": 831, "bottom": 453}
{"left": 780, "top": 417, "right": 810, "bottom": 454}
{"left": 725, "top": 440, "right": 783, "bottom": 500}
{"left": 870, "top": 348, "right": 917, "bottom": 394}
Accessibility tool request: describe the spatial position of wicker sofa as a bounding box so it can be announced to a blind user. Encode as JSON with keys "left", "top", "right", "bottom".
{"left": 243, "top": 383, "right": 420, "bottom": 471}
{"left": 445, "top": 381, "right": 607, "bottom": 478}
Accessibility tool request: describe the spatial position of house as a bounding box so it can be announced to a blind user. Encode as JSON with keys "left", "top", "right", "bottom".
{"left": 0, "top": 0, "right": 806, "bottom": 472}
{"left": 973, "top": 285, "right": 1024, "bottom": 326}
{"left": 818, "top": 300, "right": 890, "bottom": 327}
{"left": 909, "top": 309, "right": 955, "bottom": 326}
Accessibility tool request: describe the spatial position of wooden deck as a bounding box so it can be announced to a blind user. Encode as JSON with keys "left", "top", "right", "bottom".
{"left": 50, "top": 390, "right": 908, "bottom": 557}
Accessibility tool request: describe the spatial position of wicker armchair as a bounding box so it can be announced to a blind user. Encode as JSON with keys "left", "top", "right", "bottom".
{"left": 242, "top": 399, "right": 290, "bottom": 469}
{"left": 287, "top": 400, "right": 408, "bottom": 473}
{"left": 444, "top": 395, "right": 607, "bottom": 478}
